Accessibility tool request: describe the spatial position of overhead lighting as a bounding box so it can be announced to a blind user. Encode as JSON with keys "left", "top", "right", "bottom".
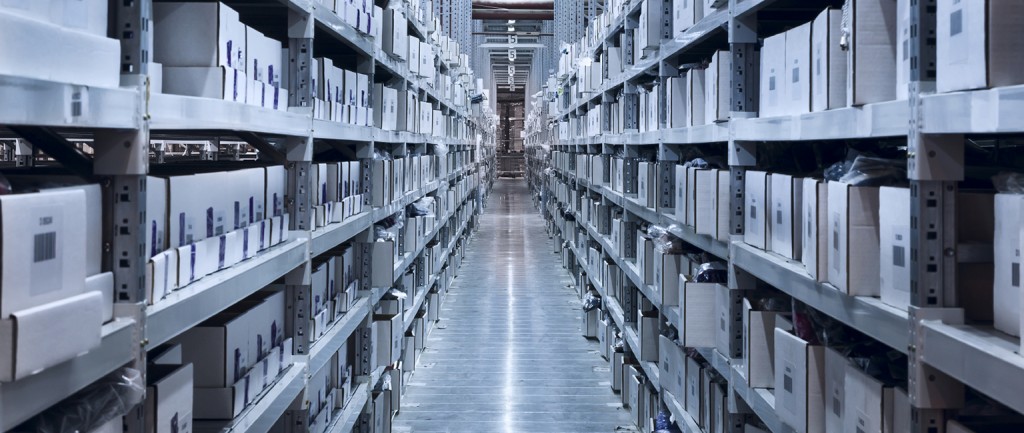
{"left": 507, "top": 26, "right": 515, "bottom": 32}
{"left": 507, "top": 19, "right": 516, "bottom": 24}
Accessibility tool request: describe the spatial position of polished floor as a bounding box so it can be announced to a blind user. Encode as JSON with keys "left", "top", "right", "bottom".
{"left": 393, "top": 179, "right": 634, "bottom": 432}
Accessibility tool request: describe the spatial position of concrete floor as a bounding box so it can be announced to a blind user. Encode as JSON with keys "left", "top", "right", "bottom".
{"left": 393, "top": 179, "right": 634, "bottom": 432}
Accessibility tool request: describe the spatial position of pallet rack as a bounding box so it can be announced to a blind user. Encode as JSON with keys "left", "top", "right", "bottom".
{"left": 528, "top": 0, "right": 1024, "bottom": 432}
{"left": 0, "top": 1, "right": 495, "bottom": 432}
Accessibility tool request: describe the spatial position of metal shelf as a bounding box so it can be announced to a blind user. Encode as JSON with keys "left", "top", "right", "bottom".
{"left": 310, "top": 212, "right": 374, "bottom": 257}
{"left": 146, "top": 238, "right": 309, "bottom": 348}
{"left": 730, "top": 242, "right": 909, "bottom": 354}
{"left": 149, "top": 93, "right": 312, "bottom": 136}
{"left": 198, "top": 362, "right": 307, "bottom": 433}
{"left": 0, "top": 318, "right": 136, "bottom": 431}
{"left": 921, "top": 84, "right": 1024, "bottom": 134}
{"left": 727, "top": 362, "right": 790, "bottom": 433}
{"left": 919, "top": 322, "right": 1024, "bottom": 414}
{"left": 308, "top": 298, "right": 371, "bottom": 376}
{"left": 325, "top": 382, "right": 370, "bottom": 433}
{"left": 0, "top": 75, "right": 139, "bottom": 129}
{"left": 731, "top": 100, "right": 909, "bottom": 141}
{"left": 312, "top": 120, "right": 374, "bottom": 141}
{"left": 622, "top": 325, "right": 661, "bottom": 391}
{"left": 312, "top": 5, "right": 375, "bottom": 57}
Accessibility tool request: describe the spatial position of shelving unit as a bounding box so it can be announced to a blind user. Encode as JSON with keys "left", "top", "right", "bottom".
{"left": 0, "top": 0, "right": 495, "bottom": 431}
{"left": 529, "top": 0, "right": 1024, "bottom": 432}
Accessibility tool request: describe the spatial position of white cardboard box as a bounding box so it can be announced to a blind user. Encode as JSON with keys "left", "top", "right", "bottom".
{"left": 812, "top": 8, "right": 848, "bottom": 111}
{"left": 383, "top": 9, "right": 408, "bottom": 60}
{"left": 879, "top": 186, "right": 911, "bottom": 311}
{"left": 744, "top": 171, "right": 770, "bottom": 250}
{"left": 896, "top": 0, "right": 911, "bottom": 100}
{"left": 705, "top": 51, "right": 731, "bottom": 123}
{"left": 696, "top": 169, "right": 720, "bottom": 236}
{"left": 843, "top": 365, "right": 894, "bottom": 433}
{"left": 687, "top": 68, "right": 706, "bottom": 127}
{"left": 785, "top": 22, "right": 812, "bottom": 115}
{"left": 173, "top": 310, "right": 250, "bottom": 388}
{"left": 163, "top": 66, "right": 247, "bottom": 103}
{"left": 678, "top": 281, "right": 718, "bottom": 348}
{"left": 0, "top": 189, "right": 87, "bottom": 317}
{"left": 801, "top": 178, "right": 828, "bottom": 282}
{"left": 827, "top": 182, "right": 880, "bottom": 296}
{"left": 146, "top": 364, "right": 194, "bottom": 433}
{"left": 774, "top": 329, "right": 825, "bottom": 433}
{"left": 825, "top": 347, "right": 847, "bottom": 433}
{"left": 673, "top": 0, "right": 702, "bottom": 36}
{"left": 246, "top": 27, "right": 283, "bottom": 86}
{"left": 847, "top": 0, "right": 898, "bottom": 105}
{"left": 994, "top": 193, "right": 1021, "bottom": 335}
{"left": 153, "top": 2, "right": 246, "bottom": 69}
{"left": 0, "top": 291, "right": 103, "bottom": 381}
{"left": 639, "top": 312, "right": 660, "bottom": 362}
{"left": 653, "top": 251, "right": 684, "bottom": 306}
{"left": 760, "top": 32, "right": 787, "bottom": 117}
{"left": 743, "top": 298, "right": 781, "bottom": 388}
{"left": 770, "top": 174, "right": 803, "bottom": 260}
{"left": 936, "top": 0, "right": 1024, "bottom": 93}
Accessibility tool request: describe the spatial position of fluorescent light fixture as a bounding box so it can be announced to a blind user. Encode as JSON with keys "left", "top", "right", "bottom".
{"left": 507, "top": 26, "right": 515, "bottom": 32}
{"left": 508, "top": 19, "right": 516, "bottom": 24}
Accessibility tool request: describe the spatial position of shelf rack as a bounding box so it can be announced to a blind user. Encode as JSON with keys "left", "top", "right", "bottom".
{"left": 530, "top": 0, "right": 1024, "bottom": 432}
{"left": 0, "top": 0, "right": 496, "bottom": 431}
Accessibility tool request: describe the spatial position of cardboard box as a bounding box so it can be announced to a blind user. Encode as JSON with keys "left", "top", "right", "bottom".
{"left": 687, "top": 68, "right": 706, "bottom": 127}
{"left": 653, "top": 251, "right": 684, "bottom": 306}
{"left": 879, "top": 187, "right": 911, "bottom": 311}
{"left": 936, "top": 0, "right": 1024, "bottom": 93}
{"left": 659, "top": 335, "right": 685, "bottom": 398}
{"left": 685, "top": 357, "right": 703, "bottom": 418}
{"left": 801, "top": 179, "right": 828, "bottom": 281}
{"left": 148, "top": 249, "right": 179, "bottom": 304}
{"left": 0, "top": 189, "right": 88, "bottom": 317}
{"left": 408, "top": 36, "right": 420, "bottom": 75}
{"left": 0, "top": 291, "right": 103, "bottom": 381}
{"left": 827, "top": 182, "right": 880, "bottom": 296}
{"left": 163, "top": 66, "right": 247, "bottom": 102}
{"left": 246, "top": 27, "right": 283, "bottom": 86}
{"left": 673, "top": 0, "right": 702, "bottom": 36}
{"left": 374, "top": 314, "right": 403, "bottom": 367}
{"left": 847, "top": 0, "right": 898, "bottom": 105}
{"left": 717, "top": 171, "right": 731, "bottom": 241}
{"left": 744, "top": 171, "right": 770, "bottom": 250}
{"left": 760, "top": 32, "right": 787, "bottom": 117}
{"left": 705, "top": 51, "right": 731, "bottom": 123}
{"left": 637, "top": 232, "right": 655, "bottom": 286}
{"left": 153, "top": 2, "right": 246, "bottom": 69}
{"left": 825, "top": 347, "right": 848, "bottom": 433}
{"left": 146, "top": 364, "right": 194, "bottom": 433}
{"left": 383, "top": 9, "right": 408, "bottom": 60}
{"left": 843, "top": 365, "right": 895, "bottom": 433}
{"left": 743, "top": 298, "right": 781, "bottom": 388}
{"left": 813, "top": 8, "right": 848, "bottom": 111}
{"left": 679, "top": 281, "right": 717, "bottom": 348}
{"left": 995, "top": 193, "right": 1022, "bottom": 335}
{"left": 770, "top": 174, "right": 803, "bottom": 260}
{"left": 638, "top": 312, "right": 660, "bottom": 362}
{"left": 696, "top": 169, "right": 720, "bottom": 236}
{"left": 774, "top": 328, "right": 825, "bottom": 433}
{"left": 674, "top": 164, "right": 688, "bottom": 224}
{"left": 785, "top": 22, "right": 812, "bottom": 115}
{"left": 173, "top": 310, "right": 250, "bottom": 388}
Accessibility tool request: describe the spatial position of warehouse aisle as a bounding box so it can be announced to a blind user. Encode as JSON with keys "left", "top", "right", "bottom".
{"left": 393, "top": 179, "right": 634, "bottom": 432}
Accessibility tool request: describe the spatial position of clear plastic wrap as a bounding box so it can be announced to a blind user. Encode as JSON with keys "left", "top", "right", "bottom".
{"left": 992, "top": 172, "right": 1024, "bottom": 194}
{"left": 648, "top": 224, "right": 686, "bottom": 254}
{"left": 683, "top": 158, "right": 709, "bottom": 169}
{"left": 582, "top": 290, "right": 602, "bottom": 311}
{"left": 386, "top": 288, "right": 408, "bottom": 300}
{"left": 381, "top": 372, "right": 393, "bottom": 391}
{"left": 374, "top": 211, "right": 405, "bottom": 241}
{"left": 824, "top": 159, "right": 854, "bottom": 181}
{"left": 694, "top": 262, "right": 727, "bottom": 283}
{"left": 433, "top": 142, "right": 449, "bottom": 155}
{"left": 408, "top": 197, "right": 436, "bottom": 217}
{"left": 373, "top": 148, "right": 392, "bottom": 160}
{"left": 23, "top": 367, "right": 144, "bottom": 433}
{"left": 837, "top": 156, "right": 907, "bottom": 186}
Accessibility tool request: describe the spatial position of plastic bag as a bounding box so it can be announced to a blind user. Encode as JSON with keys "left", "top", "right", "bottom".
{"left": 25, "top": 367, "right": 144, "bottom": 433}
{"left": 992, "top": 172, "right": 1024, "bottom": 194}
{"left": 648, "top": 225, "right": 686, "bottom": 254}
{"left": 823, "top": 159, "right": 853, "bottom": 181}
{"left": 374, "top": 211, "right": 405, "bottom": 241}
{"left": 837, "top": 156, "right": 906, "bottom": 186}
{"left": 684, "top": 158, "right": 709, "bottom": 169}
{"left": 694, "top": 262, "right": 727, "bottom": 283}
{"left": 433, "top": 142, "right": 449, "bottom": 155}
{"left": 408, "top": 197, "right": 436, "bottom": 217}
{"left": 582, "top": 290, "right": 602, "bottom": 311}
{"left": 386, "top": 288, "right": 408, "bottom": 300}
{"left": 373, "top": 149, "right": 392, "bottom": 160}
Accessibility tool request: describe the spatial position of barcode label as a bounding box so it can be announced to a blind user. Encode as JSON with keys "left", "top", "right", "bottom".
{"left": 34, "top": 232, "right": 57, "bottom": 262}
{"left": 892, "top": 247, "right": 909, "bottom": 268}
